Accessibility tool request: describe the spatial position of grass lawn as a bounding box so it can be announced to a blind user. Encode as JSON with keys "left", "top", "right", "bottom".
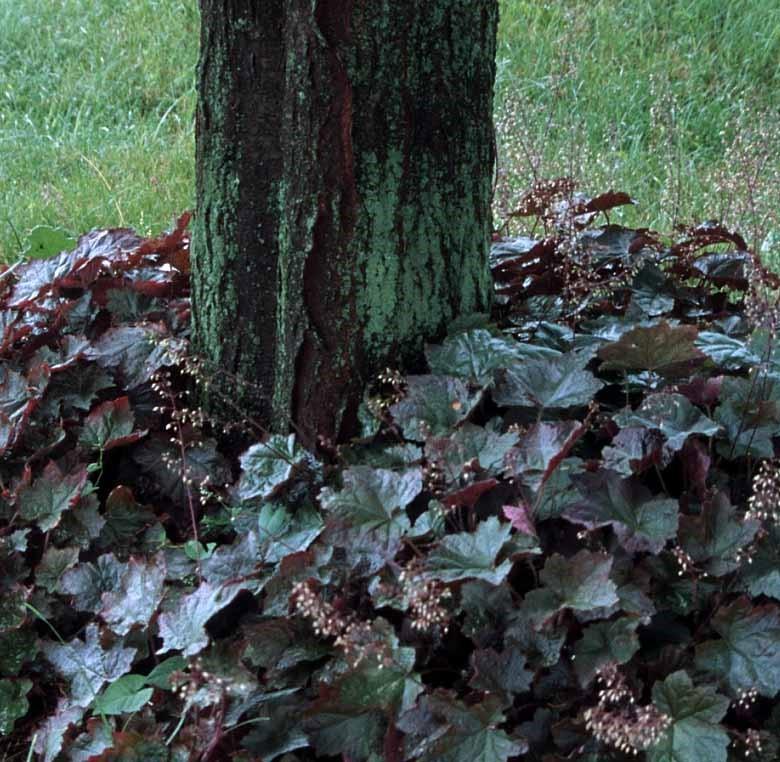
{"left": 1, "top": 0, "right": 778, "bottom": 264}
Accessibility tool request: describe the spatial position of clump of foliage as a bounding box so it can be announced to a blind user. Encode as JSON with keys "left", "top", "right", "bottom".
{"left": 2, "top": 187, "right": 780, "bottom": 762}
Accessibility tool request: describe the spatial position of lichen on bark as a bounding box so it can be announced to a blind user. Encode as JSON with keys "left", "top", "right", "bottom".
{"left": 192, "top": 0, "right": 498, "bottom": 448}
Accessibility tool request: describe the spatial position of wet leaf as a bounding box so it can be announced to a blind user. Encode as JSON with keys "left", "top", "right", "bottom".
{"left": 493, "top": 352, "right": 603, "bottom": 410}
{"left": 16, "top": 461, "right": 87, "bottom": 532}
{"left": 567, "top": 471, "right": 679, "bottom": 554}
{"left": 598, "top": 322, "right": 706, "bottom": 375}
{"left": 92, "top": 674, "right": 153, "bottom": 715}
{"left": 695, "top": 597, "right": 780, "bottom": 697}
{"left": 426, "top": 329, "right": 560, "bottom": 386}
{"left": 101, "top": 554, "right": 166, "bottom": 635}
{"left": 79, "top": 396, "right": 147, "bottom": 451}
{"left": 614, "top": 393, "right": 719, "bottom": 452}
{"left": 573, "top": 617, "right": 640, "bottom": 686}
{"left": 157, "top": 581, "right": 245, "bottom": 657}
{"left": 425, "top": 517, "right": 513, "bottom": 584}
{"left": 0, "top": 678, "right": 31, "bottom": 734}
{"left": 319, "top": 466, "right": 420, "bottom": 540}
{"left": 42, "top": 624, "right": 136, "bottom": 707}
{"left": 648, "top": 670, "right": 729, "bottom": 762}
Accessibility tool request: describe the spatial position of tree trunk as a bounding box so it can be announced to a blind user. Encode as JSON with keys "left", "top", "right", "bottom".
{"left": 192, "top": 0, "right": 498, "bottom": 448}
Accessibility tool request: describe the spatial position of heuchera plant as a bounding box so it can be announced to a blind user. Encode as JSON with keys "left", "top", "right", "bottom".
{"left": 1, "top": 184, "right": 780, "bottom": 761}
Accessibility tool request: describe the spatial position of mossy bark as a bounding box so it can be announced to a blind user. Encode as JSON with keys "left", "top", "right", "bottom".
{"left": 192, "top": 0, "right": 498, "bottom": 448}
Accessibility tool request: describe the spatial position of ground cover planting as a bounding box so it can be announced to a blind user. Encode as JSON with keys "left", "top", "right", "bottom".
{"left": 2, "top": 182, "right": 780, "bottom": 759}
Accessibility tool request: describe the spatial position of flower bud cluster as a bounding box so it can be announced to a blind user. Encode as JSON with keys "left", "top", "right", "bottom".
{"left": 671, "top": 545, "right": 696, "bottom": 576}
{"left": 367, "top": 367, "right": 405, "bottom": 417}
{"left": 291, "top": 580, "right": 345, "bottom": 638}
{"left": 734, "top": 686, "right": 759, "bottom": 710}
{"left": 422, "top": 459, "right": 447, "bottom": 498}
{"left": 583, "top": 663, "right": 671, "bottom": 755}
{"left": 334, "top": 620, "right": 392, "bottom": 670}
{"left": 399, "top": 569, "right": 452, "bottom": 634}
{"left": 747, "top": 460, "right": 780, "bottom": 524}
{"left": 290, "top": 580, "right": 391, "bottom": 670}
{"left": 743, "top": 728, "right": 764, "bottom": 758}
{"left": 169, "top": 656, "right": 249, "bottom": 706}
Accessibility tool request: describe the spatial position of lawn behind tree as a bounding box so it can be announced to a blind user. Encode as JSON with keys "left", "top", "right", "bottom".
{"left": 1, "top": 0, "right": 778, "bottom": 264}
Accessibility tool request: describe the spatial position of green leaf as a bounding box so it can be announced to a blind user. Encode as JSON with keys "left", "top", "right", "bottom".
{"left": 695, "top": 597, "right": 780, "bottom": 697}
{"left": 425, "top": 422, "right": 517, "bottom": 487}
{"left": 79, "top": 396, "right": 146, "bottom": 451}
{"left": 242, "top": 618, "right": 330, "bottom": 678}
{"left": 425, "top": 517, "right": 513, "bottom": 584}
{"left": 0, "top": 366, "right": 32, "bottom": 421}
{"left": 678, "top": 492, "right": 759, "bottom": 576}
{"left": 648, "top": 670, "right": 729, "bottom": 762}
{"left": 0, "top": 587, "right": 28, "bottom": 632}
{"left": 614, "top": 393, "right": 719, "bottom": 452}
{"left": 319, "top": 466, "right": 420, "bottom": 539}
{"left": 598, "top": 322, "right": 706, "bottom": 375}
{"left": 100, "top": 554, "right": 166, "bottom": 635}
{"left": 144, "top": 656, "right": 187, "bottom": 690}
{"left": 255, "top": 503, "right": 323, "bottom": 563}
{"left": 493, "top": 352, "right": 603, "bottom": 410}
{"left": 532, "top": 457, "right": 583, "bottom": 521}
{"left": 16, "top": 461, "right": 87, "bottom": 531}
{"left": 412, "top": 693, "right": 526, "bottom": 762}
{"left": 304, "top": 708, "right": 385, "bottom": 761}
{"left": 523, "top": 550, "right": 619, "bottom": 625}
{"left": 740, "top": 524, "right": 780, "bottom": 599}
{"left": 714, "top": 375, "right": 780, "bottom": 458}
{"left": 0, "top": 628, "right": 37, "bottom": 675}
{"left": 337, "top": 622, "right": 422, "bottom": 714}
{"left": 505, "top": 420, "right": 586, "bottom": 491}
{"left": 105, "top": 288, "right": 159, "bottom": 321}
{"left": 132, "top": 437, "right": 232, "bottom": 506}
{"left": 631, "top": 263, "right": 676, "bottom": 316}
{"left": 184, "top": 539, "right": 216, "bottom": 560}
{"left": 35, "top": 546, "right": 80, "bottom": 593}
{"left": 469, "top": 647, "right": 533, "bottom": 706}
{"left": 426, "top": 329, "right": 560, "bottom": 385}
{"left": 504, "top": 608, "right": 566, "bottom": 670}
{"left": 390, "top": 375, "right": 480, "bottom": 439}
{"left": 92, "top": 674, "right": 153, "bottom": 715}
{"left": 157, "top": 581, "right": 245, "bottom": 657}
{"left": 42, "top": 624, "right": 136, "bottom": 707}
{"left": 23, "top": 225, "right": 75, "bottom": 258}
{"left": 238, "top": 434, "right": 304, "bottom": 501}
{"left": 695, "top": 331, "right": 760, "bottom": 369}
{"left": 573, "top": 617, "right": 640, "bottom": 686}
{"left": 567, "top": 471, "right": 679, "bottom": 554}
{"left": 242, "top": 696, "right": 308, "bottom": 761}
{"left": 53, "top": 495, "right": 105, "bottom": 549}
{"left": 0, "top": 678, "right": 31, "bottom": 735}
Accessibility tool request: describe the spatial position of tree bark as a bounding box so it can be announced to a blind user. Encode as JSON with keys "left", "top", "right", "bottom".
{"left": 192, "top": 0, "right": 498, "bottom": 448}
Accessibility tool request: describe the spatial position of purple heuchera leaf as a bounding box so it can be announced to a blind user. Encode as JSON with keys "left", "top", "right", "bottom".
{"left": 16, "top": 461, "right": 88, "bottom": 532}
{"left": 101, "top": 553, "right": 166, "bottom": 636}
{"left": 42, "top": 624, "right": 136, "bottom": 707}
{"left": 157, "top": 581, "right": 245, "bottom": 657}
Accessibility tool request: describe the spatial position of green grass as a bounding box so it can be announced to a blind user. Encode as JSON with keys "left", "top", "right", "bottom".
{"left": 0, "top": 0, "right": 198, "bottom": 261}
{"left": 494, "top": 0, "right": 780, "bottom": 256}
{"left": 1, "top": 0, "right": 778, "bottom": 263}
